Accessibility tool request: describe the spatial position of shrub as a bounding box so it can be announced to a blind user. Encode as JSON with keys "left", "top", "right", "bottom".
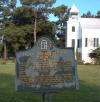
{"left": 89, "top": 47, "right": 100, "bottom": 64}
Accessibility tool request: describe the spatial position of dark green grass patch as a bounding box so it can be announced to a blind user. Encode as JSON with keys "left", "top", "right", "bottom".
{"left": 0, "top": 64, "right": 100, "bottom": 102}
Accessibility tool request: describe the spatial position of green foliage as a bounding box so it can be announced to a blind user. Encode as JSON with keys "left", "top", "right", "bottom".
{"left": 20, "top": 0, "right": 56, "bottom": 45}
{"left": 12, "top": 6, "right": 35, "bottom": 25}
{"left": 52, "top": 5, "right": 69, "bottom": 31}
{"left": 54, "top": 35, "right": 65, "bottom": 48}
{"left": 11, "top": 6, "right": 56, "bottom": 49}
{"left": 96, "top": 10, "right": 100, "bottom": 18}
{"left": 0, "top": 0, "right": 57, "bottom": 56}
{"left": 52, "top": 5, "right": 69, "bottom": 20}
{"left": 0, "top": 44, "right": 3, "bottom": 57}
{"left": 20, "top": 0, "right": 56, "bottom": 19}
{"left": 21, "top": 0, "right": 56, "bottom": 8}
{"left": 90, "top": 47, "right": 100, "bottom": 64}
{"left": 0, "top": 0, "right": 17, "bottom": 25}
{"left": 81, "top": 10, "right": 100, "bottom": 18}
{"left": 0, "top": 0, "right": 70, "bottom": 57}
{"left": 0, "top": 44, "right": 3, "bottom": 52}
{"left": 81, "top": 11, "right": 95, "bottom": 18}
{"left": 6, "top": 23, "right": 27, "bottom": 52}
{"left": 37, "top": 21, "right": 56, "bottom": 37}
{"left": 52, "top": 5, "right": 70, "bottom": 47}
{"left": 0, "top": 0, "right": 17, "bottom": 59}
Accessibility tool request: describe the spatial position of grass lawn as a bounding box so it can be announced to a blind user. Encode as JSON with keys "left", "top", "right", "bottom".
{"left": 0, "top": 63, "right": 100, "bottom": 102}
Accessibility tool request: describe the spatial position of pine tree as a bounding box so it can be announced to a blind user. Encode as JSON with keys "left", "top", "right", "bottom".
{"left": 0, "top": 0, "right": 16, "bottom": 60}
{"left": 52, "top": 5, "right": 70, "bottom": 47}
{"left": 20, "top": 0, "right": 56, "bottom": 44}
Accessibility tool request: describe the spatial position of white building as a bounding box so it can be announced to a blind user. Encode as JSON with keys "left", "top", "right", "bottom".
{"left": 66, "top": 4, "right": 100, "bottom": 63}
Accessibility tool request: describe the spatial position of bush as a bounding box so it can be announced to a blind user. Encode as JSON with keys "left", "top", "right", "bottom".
{"left": 89, "top": 47, "right": 100, "bottom": 64}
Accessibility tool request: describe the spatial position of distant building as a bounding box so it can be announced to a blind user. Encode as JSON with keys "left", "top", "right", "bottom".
{"left": 66, "top": 4, "right": 100, "bottom": 63}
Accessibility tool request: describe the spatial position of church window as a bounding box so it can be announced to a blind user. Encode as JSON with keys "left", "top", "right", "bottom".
{"left": 94, "top": 38, "right": 99, "bottom": 47}
{"left": 97, "top": 38, "right": 99, "bottom": 47}
{"left": 85, "top": 38, "right": 88, "bottom": 47}
{"left": 77, "top": 39, "right": 80, "bottom": 48}
{"left": 72, "top": 26, "right": 75, "bottom": 32}
{"left": 94, "top": 38, "right": 96, "bottom": 47}
{"left": 41, "top": 40, "right": 47, "bottom": 49}
{"left": 72, "top": 39, "right": 75, "bottom": 47}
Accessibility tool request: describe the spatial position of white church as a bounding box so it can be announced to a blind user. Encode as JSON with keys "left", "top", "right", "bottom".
{"left": 65, "top": 4, "right": 100, "bottom": 63}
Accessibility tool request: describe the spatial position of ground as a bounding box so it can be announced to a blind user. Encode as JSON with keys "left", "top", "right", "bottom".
{"left": 0, "top": 63, "right": 100, "bottom": 102}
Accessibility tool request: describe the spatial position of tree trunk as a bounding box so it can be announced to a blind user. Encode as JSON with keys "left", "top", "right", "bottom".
{"left": 3, "top": 22, "right": 7, "bottom": 60}
{"left": 4, "top": 40, "right": 7, "bottom": 60}
{"left": 34, "top": 17, "right": 37, "bottom": 44}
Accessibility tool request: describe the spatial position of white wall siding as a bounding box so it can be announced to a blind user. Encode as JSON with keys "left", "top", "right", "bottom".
{"left": 66, "top": 17, "right": 100, "bottom": 63}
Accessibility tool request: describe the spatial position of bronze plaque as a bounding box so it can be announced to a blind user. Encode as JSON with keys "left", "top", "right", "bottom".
{"left": 15, "top": 36, "right": 78, "bottom": 92}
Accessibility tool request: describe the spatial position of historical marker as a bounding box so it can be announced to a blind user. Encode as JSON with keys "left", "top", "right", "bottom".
{"left": 15, "top": 36, "right": 78, "bottom": 93}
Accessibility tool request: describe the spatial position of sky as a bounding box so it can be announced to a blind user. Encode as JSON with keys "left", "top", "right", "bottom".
{"left": 16, "top": 0, "right": 100, "bottom": 21}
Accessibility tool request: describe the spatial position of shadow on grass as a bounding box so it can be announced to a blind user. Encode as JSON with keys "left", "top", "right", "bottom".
{"left": 0, "top": 73, "right": 100, "bottom": 102}
{"left": 0, "top": 73, "right": 41, "bottom": 102}
{"left": 52, "top": 80, "right": 100, "bottom": 102}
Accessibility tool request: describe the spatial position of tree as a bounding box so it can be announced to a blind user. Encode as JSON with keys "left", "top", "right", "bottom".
{"left": 96, "top": 10, "right": 100, "bottom": 18}
{"left": 52, "top": 5, "right": 70, "bottom": 47}
{"left": 0, "top": 0, "right": 16, "bottom": 60}
{"left": 5, "top": 23, "right": 31, "bottom": 55}
{"left": 20, "top": 0, "right": 56, "bottom": 44}
{"left": 2, "top": 6, "right": 56, "bottom": 56}
{"left": 12, "top": 6, "right": 35, "bottom": 25}
{"left": 81, "top": 11, "right": 94, "bottom": 18}
{"left": 37, "top": 21, "right": 56, "bottom": 38}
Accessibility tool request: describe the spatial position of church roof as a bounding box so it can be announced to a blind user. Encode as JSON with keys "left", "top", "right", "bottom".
{"left": 70, "top": 4, "right": 79, "bottom": 14}
{"left": 80, "top": 18, "right": 100, "bottom": 29}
